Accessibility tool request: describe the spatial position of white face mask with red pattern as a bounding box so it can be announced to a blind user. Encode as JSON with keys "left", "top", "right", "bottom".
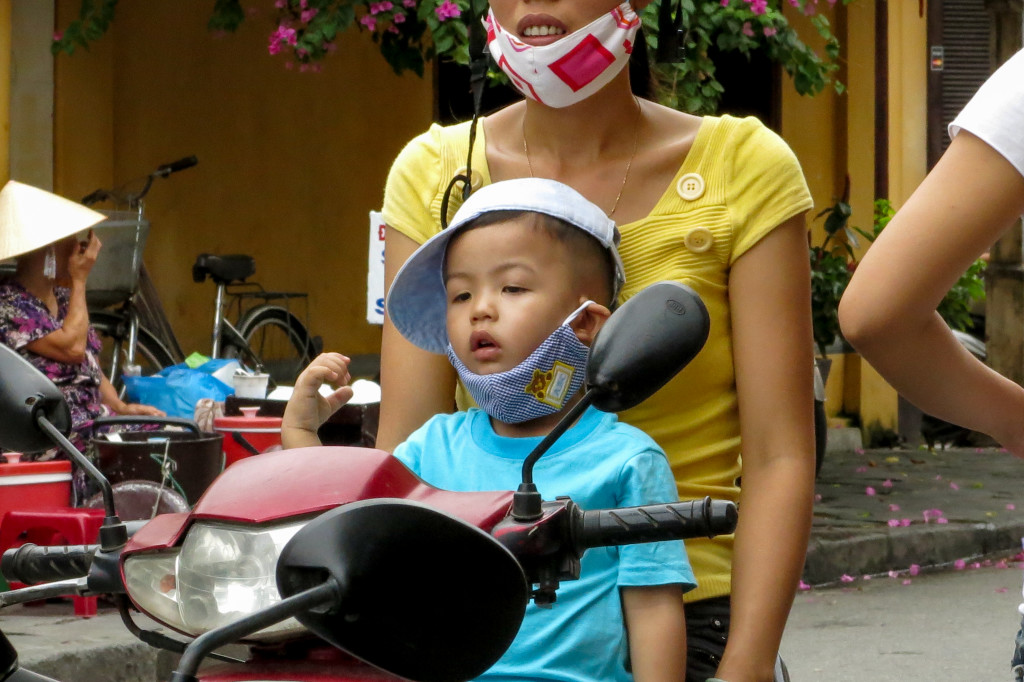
{"left": 484, "top": 2, "right": 641, "bottom": 108}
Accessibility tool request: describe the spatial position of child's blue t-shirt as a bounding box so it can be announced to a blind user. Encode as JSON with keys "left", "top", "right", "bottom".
{"left": 393, "top": 406, "right": 697, "bottom": 682}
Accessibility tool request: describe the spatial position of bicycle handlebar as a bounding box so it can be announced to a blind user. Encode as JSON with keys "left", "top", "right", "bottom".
{"left": 81, "top": 155, "right": 198, "bottom": 206}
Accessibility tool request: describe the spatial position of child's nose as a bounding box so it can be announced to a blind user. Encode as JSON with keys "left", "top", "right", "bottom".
{"left": 471, "top": 293, "right": 497, "bottom": 321}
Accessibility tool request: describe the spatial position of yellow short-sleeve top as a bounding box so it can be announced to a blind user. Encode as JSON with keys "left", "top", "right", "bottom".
{"left": 383, "top": 115, "right": 813, "bottom": 602}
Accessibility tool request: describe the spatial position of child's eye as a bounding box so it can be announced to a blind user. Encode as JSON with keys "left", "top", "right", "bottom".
{"left": 503, "top": 285, "right": 527, "bottom": 294}
{"left": 450, "top": 291, "right": 471, "bottom": 303}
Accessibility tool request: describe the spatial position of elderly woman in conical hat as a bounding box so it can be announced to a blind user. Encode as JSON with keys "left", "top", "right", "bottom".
{"left": 0, "top": 180, "right": 163, "bottom": 464}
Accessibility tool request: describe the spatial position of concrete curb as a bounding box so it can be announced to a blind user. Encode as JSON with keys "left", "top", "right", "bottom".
{"left": 804, "top": 519, "right": 1024, "bottom": 585}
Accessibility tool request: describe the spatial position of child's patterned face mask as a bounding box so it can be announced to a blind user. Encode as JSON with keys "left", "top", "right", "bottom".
{"left": 484, "top": 2, "right": 641, "bottom": 109}
{"left": 447, "top": 301, "right": 593, "bottom": 424}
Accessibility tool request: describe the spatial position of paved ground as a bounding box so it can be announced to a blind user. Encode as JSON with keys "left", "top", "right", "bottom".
{"left": 1, "top": 443, "right": 1022, "bottom": 680}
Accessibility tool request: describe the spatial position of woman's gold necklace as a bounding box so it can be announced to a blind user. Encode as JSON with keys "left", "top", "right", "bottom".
{"left": 522, "top": 96, "right": 642, "bottom": 218}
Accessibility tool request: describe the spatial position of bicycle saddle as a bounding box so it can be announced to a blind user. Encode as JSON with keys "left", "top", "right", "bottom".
{"left": 192, "top": 253, "right": 256, "bottom": 284}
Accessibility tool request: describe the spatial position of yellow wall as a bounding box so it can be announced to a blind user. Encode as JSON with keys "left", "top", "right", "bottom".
{"left": 887, "top": 1, "right": 929, "bottom": 207}
{"left": 54, "top": 0, "right": 433, "bottom": 362}
{"left": 0, "top": 0, "right": 11, "bottom": 185}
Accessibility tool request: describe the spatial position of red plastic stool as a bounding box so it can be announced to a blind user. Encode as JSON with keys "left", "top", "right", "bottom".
{"left": 0, "top": 507, "right": 105, "bottom": 617}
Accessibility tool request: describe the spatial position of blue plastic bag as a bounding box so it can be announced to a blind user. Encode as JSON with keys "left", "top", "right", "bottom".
{"left": 124, "top": 361, "right": 234, "bottom": 420}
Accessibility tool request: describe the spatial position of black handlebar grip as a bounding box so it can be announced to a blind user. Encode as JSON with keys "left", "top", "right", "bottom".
{"left": 156, "top": 155, "right": 198, "bottom": 176}
{"left": 576, "top": 497, "right": 738, "bottom": 551}
{"left": 1, "top": 544, "right": 99, "bottom": 585}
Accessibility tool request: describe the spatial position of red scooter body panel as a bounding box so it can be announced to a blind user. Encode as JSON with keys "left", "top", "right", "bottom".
{"left": 122, "top": 447, "right": 513, "bottom": 553}
{"left": 199, "top": 647, "right": 404, "bottom": 681}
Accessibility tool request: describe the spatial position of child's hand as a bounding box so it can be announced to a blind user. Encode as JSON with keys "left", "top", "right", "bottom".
{"left": 282, "top": 353, "right": 354, "bottom": 448}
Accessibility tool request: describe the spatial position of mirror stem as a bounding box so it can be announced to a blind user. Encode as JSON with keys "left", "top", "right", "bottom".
{"left": 513, "top": 392, "right": 594, "bottom": 521}
{"left": 35, "top": 414, "right": 127, "bottom": 551}
{"left": 169, "top": 578, "right": 342, "bottom": 682}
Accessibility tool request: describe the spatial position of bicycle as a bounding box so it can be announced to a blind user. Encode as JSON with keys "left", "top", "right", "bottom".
{"left": 83, "top": 157, "right": 198, "bottom": 388}
{"left": 190, "top": 252, "right": 321, "bottom": 387}
{"left": 85, "top": 157, "right": 320, "bottom": 391}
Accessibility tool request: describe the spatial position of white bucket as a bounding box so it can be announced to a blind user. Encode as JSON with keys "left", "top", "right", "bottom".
{"left": 233, "top": 372, "right": 270, "bottom": 399}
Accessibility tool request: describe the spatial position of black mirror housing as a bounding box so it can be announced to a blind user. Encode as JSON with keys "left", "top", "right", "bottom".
{"left": 0, "top": 344, "right": 72, "bottom": 453}
{"left": 586, "top": 281, "right": 710, "bottom": 412}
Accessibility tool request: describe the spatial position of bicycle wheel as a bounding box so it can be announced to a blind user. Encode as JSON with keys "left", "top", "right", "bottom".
{"left": 91, "top": 310, "right": 176, "bottom": 389}
{"left": 233, "top": 305, "right": 319, "bottom": 386}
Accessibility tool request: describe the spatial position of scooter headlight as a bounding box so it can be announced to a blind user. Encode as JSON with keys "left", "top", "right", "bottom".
{"left": 124, "top": 520, "right": 306, "bottom": 639}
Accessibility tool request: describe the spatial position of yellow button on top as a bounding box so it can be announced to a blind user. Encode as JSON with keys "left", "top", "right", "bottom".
{"left": 676, "top": 172, "right": 706, "bottom": 201}
{"left": 455, "top": 166, "right": 484, "bottom": 191}
{"left": 684, "top": 227, "right": 714, "bottom": 253}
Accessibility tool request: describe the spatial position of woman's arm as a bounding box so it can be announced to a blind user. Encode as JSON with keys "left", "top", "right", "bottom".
{"left": 840, "top": 131, "right": 1024, "bottom": 456}
{"left": 375, "top": 228, "right": 458, "bottom": 453}
{"left": 621, "top": 585, "right": 687, "bottom": 682}
{"left": 24, "top": 235, "right": 101, "bottom": 364}
{"left": 98, "top": 373, "right": 164, "bottom": 417}
{"left": 717, "top": 215, "right": 817, "bottom": 682}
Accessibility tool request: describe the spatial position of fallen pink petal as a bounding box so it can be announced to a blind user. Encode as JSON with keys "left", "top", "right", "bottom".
{"left": 902, "top": 579, "right": 912, "bottom": 585}
{"left": 865, "top": 487, "right": 876, "bottom": 496}
{"left": 855, "top": 466, "right": 868, "bottom": 473}
{"left": 888, "top": 570, "right": 900, "bottom": 579}
{"left": 799, "top": 580, "right": 811, "bottom": 591}
{"left": 950, "top": 482, "right": 960, "bottom": 490}
{"left": 1008, "top": 504, "right": 1016, "bottom": 511}
{"left": 901, "top": 519, "right": 912, "bottom": 527}
{"left": 937, "top": 518, "right": 949, "bottom": 524}
{"left": 954, "top": 559, "right": 966, "bottom": 570}
{"left": 997, "top": 587, "right": 1009, "bottom": 593}
{"left": 909, "top": 564, "right": 920, "bottom": 576}
{"left": 882, "top": 479, "right": 893, "bottom": 488}
{"left": 840, "top": 574, "right": 855, "bottom": 583}
{"left": 889, "top": 504, "right": 901, "bottom": 512}
{"left": 887, "top": 519, "right": 900, "bottom": 527}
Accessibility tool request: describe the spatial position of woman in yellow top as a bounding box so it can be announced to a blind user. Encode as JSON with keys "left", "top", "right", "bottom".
{"left": 378, "top": 0, "right": 816, "bottom": 680}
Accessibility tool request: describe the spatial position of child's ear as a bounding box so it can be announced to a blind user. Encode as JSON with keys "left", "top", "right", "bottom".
{"left": 570, "top": 302, "right": 611, "bottom": 346}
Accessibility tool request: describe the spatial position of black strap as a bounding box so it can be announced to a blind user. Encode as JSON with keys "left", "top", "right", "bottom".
{"left": 655, "top": 0, "right": 686, "bottom": 64}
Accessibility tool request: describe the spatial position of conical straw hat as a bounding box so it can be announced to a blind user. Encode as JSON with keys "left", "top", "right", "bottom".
{"left": 0, "top": 180, "right": 107, "bottom": 262}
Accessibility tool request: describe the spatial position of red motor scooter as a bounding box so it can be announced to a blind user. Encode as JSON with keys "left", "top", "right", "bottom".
{"left": 0, "top": 281, "right": 737, "bottom": 682}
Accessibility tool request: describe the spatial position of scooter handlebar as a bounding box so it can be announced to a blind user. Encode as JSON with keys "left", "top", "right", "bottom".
{"left": 1, "top": 543, "right": 98, "bottom": 585}
{"left": 575, "top": 497, "right": 737, "bottom": 551}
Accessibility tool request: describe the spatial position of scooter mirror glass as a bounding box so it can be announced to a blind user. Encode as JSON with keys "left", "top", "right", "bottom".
{"left": 586, "top": 281, "right": 710, "bottom": 413}
{"left": 277, "top": 498, "right": 529, "bottom": 682}
{"left": 0, "top": 344, "right": 72, "bottom": 453}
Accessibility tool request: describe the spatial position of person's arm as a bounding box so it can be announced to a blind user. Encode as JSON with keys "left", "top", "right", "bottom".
{"left": 840, "top": 131, "right": 1024, "bottom": 456}
{"left": 282, "top": 352, "right": 355, "bottom": 449}
{"left": 717, "top": 215, "right": 817, "bottom": 682}
{"left": 375, "top": 227, "right": 458, "bottom": 453}
{"left": 621, "top": 584, "right": 687, "bottom": 682}
{"left": 98, "top": 373, "right": 165, "bottom": 417}
{"left": 24, "top": 233, "right": 101, "bottom": 364}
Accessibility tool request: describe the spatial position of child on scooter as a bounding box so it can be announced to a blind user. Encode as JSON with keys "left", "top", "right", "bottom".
{"left": 283, "top": 177, "right": 695, "bottom": 682}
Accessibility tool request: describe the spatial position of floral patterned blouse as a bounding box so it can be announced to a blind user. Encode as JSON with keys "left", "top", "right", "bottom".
{"left": 0, "top": 278, "right": 108, "bottom": 444}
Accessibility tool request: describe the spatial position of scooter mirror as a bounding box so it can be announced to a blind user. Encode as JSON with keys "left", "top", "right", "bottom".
{"left": 0, "top": 344, "right": 72, "bottom": 453}
{"left": 277, "top": 498, "right": 529, "bottom": 682}
{"left": 586, "top": 281, "right": 710, "bottom": 413}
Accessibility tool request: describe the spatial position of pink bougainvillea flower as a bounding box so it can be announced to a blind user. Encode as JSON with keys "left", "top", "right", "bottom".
{"left": 296, "top": 47, "right": 308, "bottom": 58}
{"left": 887, "top": 519, "right": 900, "bottom": 527}
{"left": 888, "top": 570, "right": 899, "bottom": 579}
{"left": 53, "top": 31, "right": 63, "bottom": 41}
{"left": 937, "top": 517, "right": 949, "bottom": 524}
{"left": 865, "top": 486, "right": 876, "bottom": 496}
{"left": 721, "top": 0, "right": 730, "bottom": 5}
{"left": 954, "top": 559, "right": 966, "bottom": 570}
{"left": 882, "top": 479, "right": 893, "bottom": 488}
{"left": 301, "top": 8, "right": 318, "bottom": 22}
{"left": 971, "top": 561, "right": 982, "bottom": 569}
{"left": 393, "top": 11, "right": 406, "bottom": 23}
{"left": 950, "top": 482, "right": 960, "bottom": 490}
{"left": 798, "top": 580, "right": 811, "bottom": 590}
{"left": 435, "top": 0, "right": 461, "bottom": 21}
{"left": 275, "top": 0, "right": 286, "bottom": 7}
{"left": 403, "top": 0, "right": 416, "bottom": 6}
{"left": 935, "top": 474, "right": 942, "bottom": 480}
{"left": 840, "top": 574, "right": 855, "bottom": 583}
{"left": 387, "top": 24, "right": 400, "bottom": 33}
{"left": 747, "top": 0, "right": 768, "bottom": 14}
{"left": 909, "top": 564, "right": 920, "bottom": 576}
{"left": 889, "top": 504, "right": 901, "bottom": 512}
{"left": 360, "top": 14, "right": 377, "bottom": 29}
{"left": 1008, "top": 504, "right": 1016, "bottom": 511}
{"left": 763, "top": 26, "right": 778, "bottom": 37}
{"left": 741, "top": 21, "right": 755, "bottom": 37}
{"left": 997, "top": 559, "right": 1009, "bottom": 569}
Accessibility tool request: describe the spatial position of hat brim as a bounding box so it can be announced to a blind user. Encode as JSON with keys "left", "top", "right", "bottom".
{"left": 385, "top": 228, "right": 459, "bottom": 355}
{"left": 0, "top": 181, "right": 107, "bottom": 262}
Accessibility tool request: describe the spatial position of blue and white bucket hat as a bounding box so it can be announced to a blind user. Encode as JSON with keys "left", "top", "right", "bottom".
{"left": 386, "top": 177, "right": 626, "bottom": 354}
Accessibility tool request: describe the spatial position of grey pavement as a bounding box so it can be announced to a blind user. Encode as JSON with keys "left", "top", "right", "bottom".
{"left": 1, "top": 441, "right": 1023, "bottom": 679}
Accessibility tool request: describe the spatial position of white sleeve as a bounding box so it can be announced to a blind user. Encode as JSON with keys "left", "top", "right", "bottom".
{"left": 949, "top": 48, "right": 1024, "bottom": 180}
